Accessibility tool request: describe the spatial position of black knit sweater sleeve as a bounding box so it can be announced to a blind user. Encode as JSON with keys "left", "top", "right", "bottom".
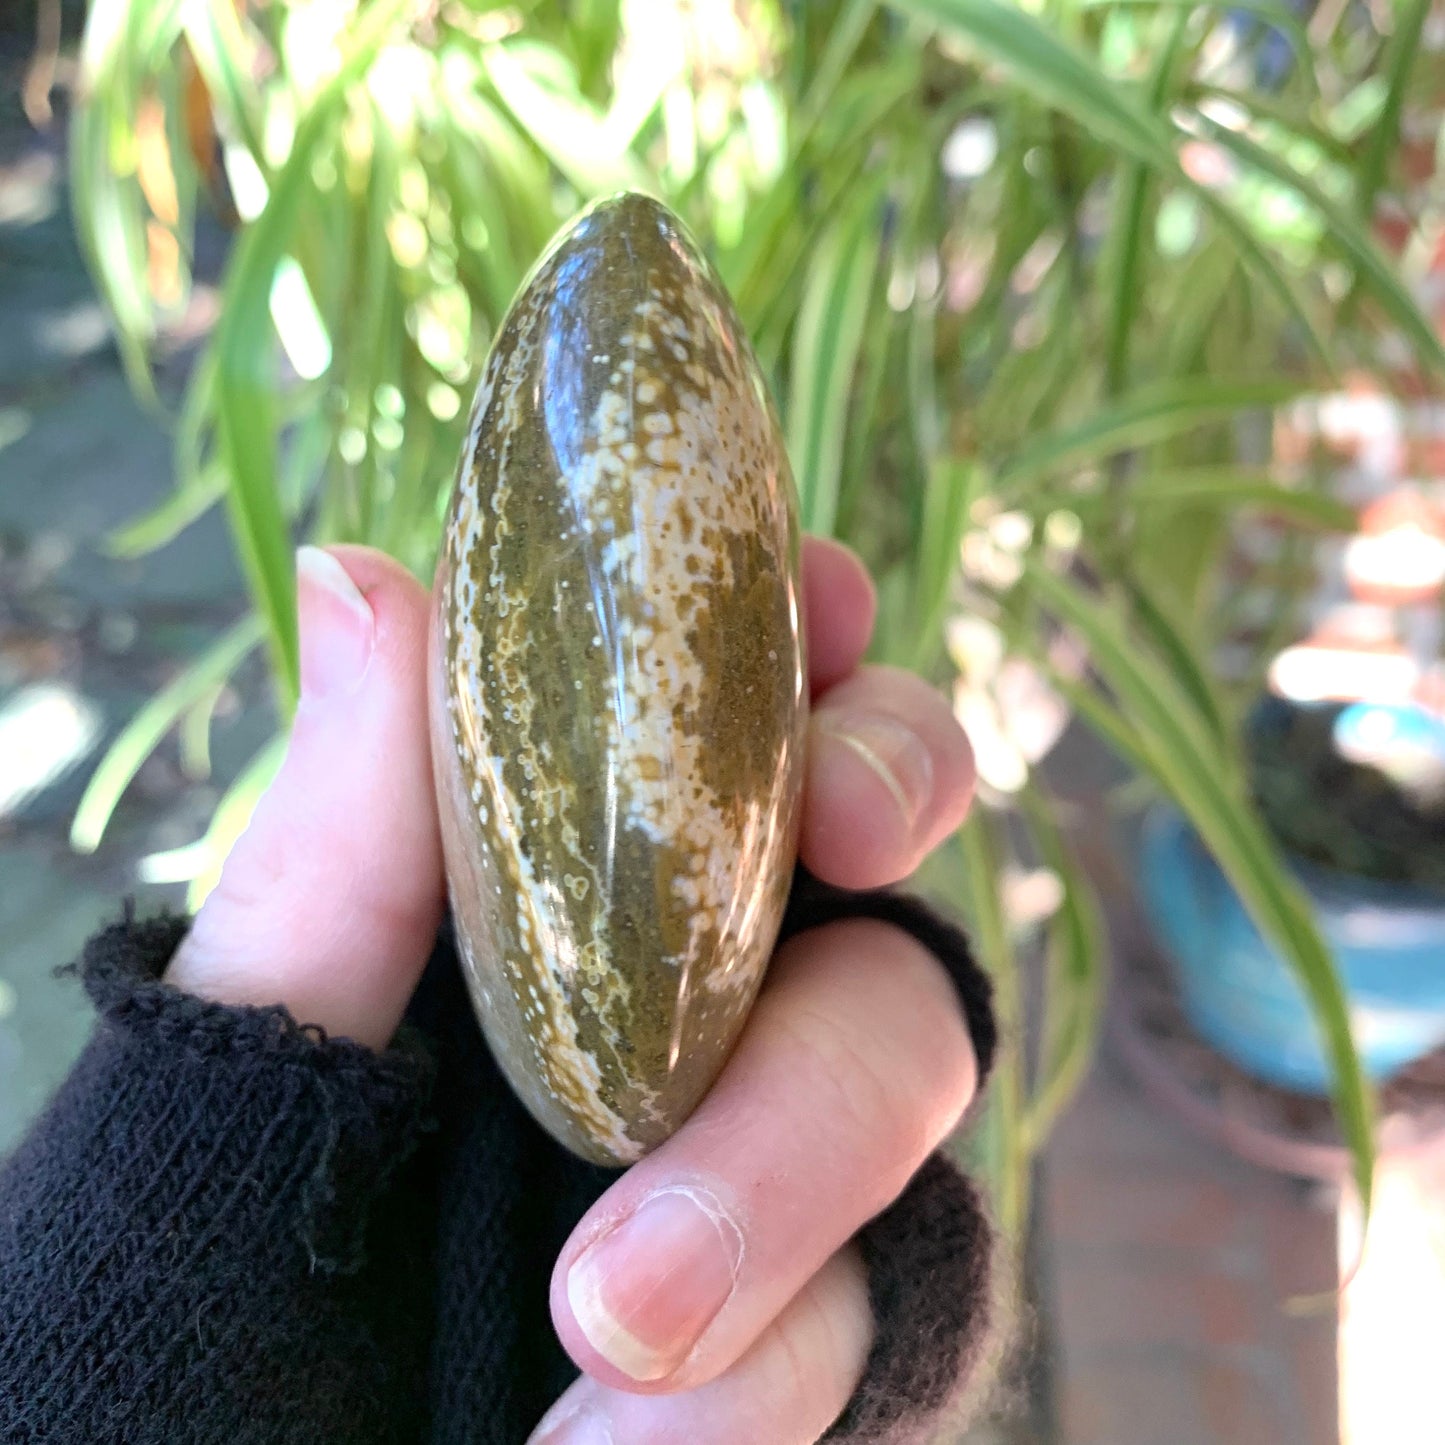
{"left": 0, "top": 909, "right": 439, "bottom": 1445}
{"left": 0, "top": 876, "right": 997, "bottom": 1445}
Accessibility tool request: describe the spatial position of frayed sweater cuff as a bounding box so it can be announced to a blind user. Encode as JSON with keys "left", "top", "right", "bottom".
{"left": 827, "top": 1154, "right": 998, "bottom": 1444}
{"left": 20, "top": 909, "right": 434, "bottom": 1276}
{"left": 0, "top": 911, "right": 438, "bottom": 1443}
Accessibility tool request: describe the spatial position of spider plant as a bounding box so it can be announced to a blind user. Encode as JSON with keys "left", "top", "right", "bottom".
{"left": 69, "top": 0, "right": 1445, "bottom": 1233}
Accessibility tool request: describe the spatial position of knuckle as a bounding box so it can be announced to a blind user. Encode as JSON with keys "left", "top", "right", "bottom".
{"left": 777, "top": 919, "right": 979, "bottom": 1157}
{"left": 367, "top": 873, "right": 444, "bottom": 950}
{"left": 211, "top": 836, "right": 291, "bottom": 915}
{"left": 867, "top": 921, "right": 980, "bottom": 1129}
{"left": 763, "top": 1255, "right": 872, "bottom": 1441}
{"left": 771, "top": 1313, "right": 845, "bottom": 1432}
{"left": 781, "top": 997, "right": 931, "bottom": 1191}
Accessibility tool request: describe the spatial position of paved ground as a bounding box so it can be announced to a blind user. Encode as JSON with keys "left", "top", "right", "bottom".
{"left": 1039, "top": 1057, "right": 1339, "bottom": 1445}
{"left": 0, "top": 59, "right": 263, "bottom": 1153}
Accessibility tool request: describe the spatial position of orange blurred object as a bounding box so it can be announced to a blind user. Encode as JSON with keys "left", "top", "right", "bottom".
{"left": 1343, "top": 488, "right": 1445, "bottom": 607}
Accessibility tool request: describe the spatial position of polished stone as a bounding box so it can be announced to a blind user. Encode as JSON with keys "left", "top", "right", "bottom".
{"left": 430, "top": 192, "right": 807, "bottom": 1165}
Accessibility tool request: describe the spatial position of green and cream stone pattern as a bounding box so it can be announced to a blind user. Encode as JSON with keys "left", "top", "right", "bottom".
{"left": 429, "top": 193, "right": 807, "bottom": 1165}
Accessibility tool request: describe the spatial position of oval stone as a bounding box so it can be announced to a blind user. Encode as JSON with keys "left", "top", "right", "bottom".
{"left": 428, "top": 192, "right": 807, "bottom": 1165}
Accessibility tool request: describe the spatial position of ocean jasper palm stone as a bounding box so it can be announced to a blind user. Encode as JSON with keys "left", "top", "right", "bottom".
{"left": 429, "top": 192, "right": 807, "bottom": 1166}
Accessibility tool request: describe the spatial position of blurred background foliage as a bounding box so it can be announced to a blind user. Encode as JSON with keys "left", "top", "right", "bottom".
{"left": 69, "top": 0, "right": 1445, "bottom": 1234}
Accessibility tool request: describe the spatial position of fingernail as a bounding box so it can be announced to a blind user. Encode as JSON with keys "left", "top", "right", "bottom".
{"left": 822, "top": 712, "right": 934, "bottom": 829}
{"left": 296, "top": 546, "right": 375, "bottom": 701}
{"left": 567, "top": 1186, "right": 743, "bottom": 1382}
{"left": 528, "top": 1402, "right": 614, "bottom": 1445}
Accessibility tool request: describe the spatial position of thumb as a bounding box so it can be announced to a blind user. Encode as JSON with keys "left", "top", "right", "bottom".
{"left": 166, "top": 545, "right": 445, "bottom": 1050}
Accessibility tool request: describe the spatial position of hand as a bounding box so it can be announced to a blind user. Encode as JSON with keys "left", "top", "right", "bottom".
{"left": 168, "top": 538, "right": 979, "bottom": 1444}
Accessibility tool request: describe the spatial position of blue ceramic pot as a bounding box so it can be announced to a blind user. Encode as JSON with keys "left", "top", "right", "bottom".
{"left": 1137, "top": 805, "right": 1445, "bottom": 1094}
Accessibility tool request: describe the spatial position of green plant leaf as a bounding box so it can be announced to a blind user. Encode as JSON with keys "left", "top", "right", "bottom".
{"left": 179, "top": 0, "right": 266, "bottom": 166}
{"left": 178, "top": 682, "right": 225, "bottom": 780}
{"left": 1102, "top": 7, "right": 1190, "bottom": 397}
{"left": 1041, "top": 659, "right": 1160, "bottom": 781}
{"left": 728, "top": 58, "right": 917, "bottom": 336}
{"left": 794, "top": 0, "right": 882, "bottom": 139}
{"left": 894, "top": 0, "right": 1164, "bottom": 157}
{"left": 958, "top": 811, "right": 1028, "bottom": 1240}
{"left": 787, "top": 179, "right": 887, "bottom": 537}
{"left": 1018, "top": 788, "right": 1105, "bottom": 1150}
{"left": 104, "top": 463, "right": 228, "bottom": 557}
{"left": 888, "top": 0, "right": 1333, "bottom": 366}
{"left": 997, "top": 376, "right": 1305, "bottom": 492}
{"left": 1187, "top": 84, "right": 1354, "bottom": 165}
{"left": 1353, "top": 0, "right": 1429, "bottom": 223}
{"left": 212, "top": 280, "right": 300, "bottom": 708}
{"left": 104, "top": 335, "right": 223, "bottom": 561}
{"left": 1078, "top": 0, "right": 1320, "bottom": 96}
{"left": 1024, "top": 556, "right": 1376, "bottom": 1213}
{"left": 910, "top": 458, "right": 983, "bottom": 673}
{"left": 1122, "top": 570, "right": 1232, "bottom": 757}
{"left": 1198, "top": 114, "right": 1445, "bottom": 375}
{"left": 1090, "top": 467, "right": 1356, "bottom": 529}
{"left": 70, "top": 0, "right": 167, "bottom": 405}
{"left": 70, "top": 616, "right": 264, "bottom": 853}
{"left": 209, "top": 0, "right": 408, "bottom": 710}
{"left": 483, "top": 40, "right": 651, "bottom": 196}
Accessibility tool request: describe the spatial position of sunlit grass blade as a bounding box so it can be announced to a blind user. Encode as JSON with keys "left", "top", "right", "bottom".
{"left": 452, "top": 86, "right": 560, "bottom": 265}
{"left": 1024, "top": 556, "right": 1376, "bottom": 1213}
{"left": 1104, "top": 167, "right": 1150, "bottom": 399}
{"left": 910, "top": 458, "right": 982, "bottom": 673}
{"left": 210, "top": 0, "right": 407, "bottom": 709}
{"left": 1121, "top": 571, "right": 1232, "bottom": 758}
{"left": 787, "top": 179, "right": 887, "bottom": 537}
{"left": 889, "top": 0, "right": 1334, "bottom": 368}
{"left": 1102, "top": 8, "right": 1190, "bottom": 397}
{"left": 1018, "top": 788, "right": 1105, "bottom": 1151}
{"left": 1353, "top": 0, "right": 1428, "bottom": 223}
{"left": 958, "top": 811, "right": 1028, "bottom": 1240}
{"left": 1078, "top": 0, "right": 1320, "bottom": 97}
{"left": 483, "top": 40, "right": 651, "bottom": 196}
{"left": 1094, "top": 467, "right": 1356, "bottom": 529}
{"left": 179, "top": 0, "right": 265, "bottom": 166}
{"left": 178, "top": 682, "right": 225, "bottom": 779}
{"left": 1188, "top": 83, "right": 1355, "bottom": 165}
{"left": 836, "top": 282, "right": 900, "bottom": 538}
{"left": 892, "top": 0, "right": 1167, "bottom": 158}
{"left": 794, "top": 0, "right": 881, "bottom": 138}
{"left": 729, "top": 60, "right": 914, "bottom": 336}
{"left": 101, "top": 321, "right": 221, "bottom": 562}
{"left": 997, "top": 376, "right": 1305, "bottom": 492}
{"left": 330, "top": 107, "right": 400, "bottom": 542}
{"left": 435, "top": 80, "right": 554, "bottom": 323}
{"left": 440, "top": 118, "right": 526, "bottom": 321}
{"left": 1160, "top": 238, "right": 1251, "bottom": 376}
{"left": 1198, "top": 114, "right": 1445, "bottom": 375}
{"left": 1040, "top": 660, "right": 1159, "bottom": 782}
{"left": 104, "top": 462, "right": 228, "bottom": 557}
{"left": 70, "top": 615, "right": 264, "bottom": 852}
{"left": 213, "top": 306, "right": 298, "bottom": 707}
{"left": 564, "top": 0, "right": 624, "bottom": 97}
{"left": 70, "top": 0, "right": 164, "bottom": 405}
